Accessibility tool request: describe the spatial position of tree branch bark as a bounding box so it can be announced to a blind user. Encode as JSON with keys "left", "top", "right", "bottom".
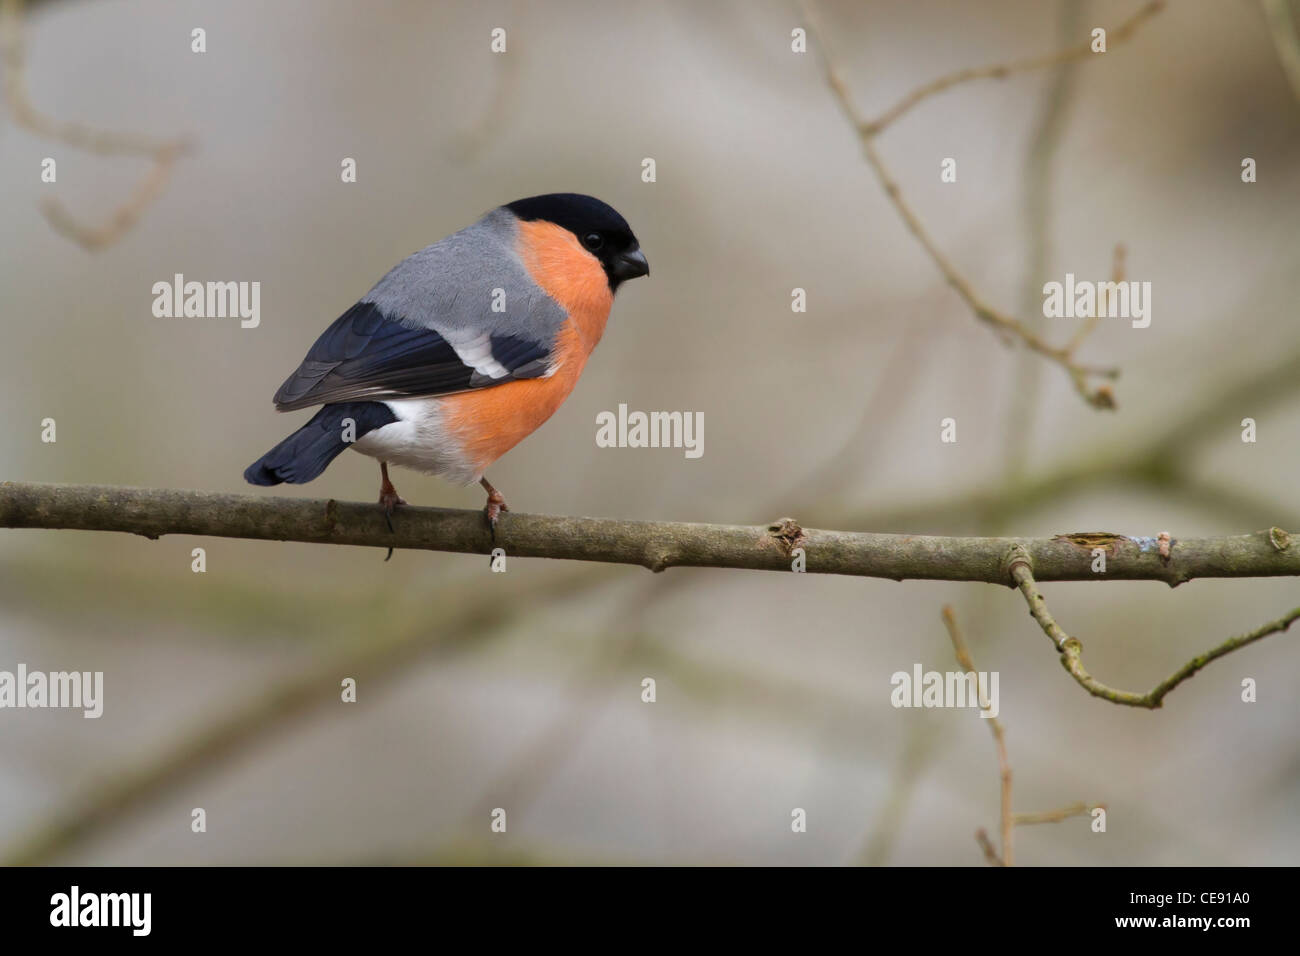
{"left": 1, "top": 481, "right": 1296, "bottom": 585}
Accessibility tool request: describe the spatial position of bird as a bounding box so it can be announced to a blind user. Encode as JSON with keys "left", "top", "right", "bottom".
{"left": 244, "top": 193, "right": 648, "bottom": 537}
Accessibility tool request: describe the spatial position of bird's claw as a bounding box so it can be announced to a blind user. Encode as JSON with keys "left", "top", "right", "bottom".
{"left": 484, "top": 491, "right": 509, "bottom": 542}
{"left": 379, "top": 490, "right": 406, "bottom": 559}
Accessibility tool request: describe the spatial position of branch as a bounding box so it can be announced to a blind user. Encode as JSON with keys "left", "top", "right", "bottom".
{"left": 1, "top": 566, "right": 600, "bottom": 865}
{"left": 0, "top": 0, "right": 191, "bottom": 249}
{"left": 974, "top": 828, "right": 1005, "bottom": 867}
{"left": 3, "top": 482, "right": 1299, "bottom": 585}
{"left": 1005, "top": 544, "right": 1300, "bottom": 708}
{"left": 943, "top": 604, "right": 1105, "bottom": 865}
{"left": 857, "top": 1, "right": 1166, "bottom": 135}
{"left": 1013, "top": 802, "right": 1104, "bottom": 826}
{"left": 942, "top": 606, "right": 1013, "bottom": 866}
{"left": 798, "top": 0, "right": 1166, "bottom": 408}
{"left": 1262, "top": 0, "right": 1300, "bottom": 107}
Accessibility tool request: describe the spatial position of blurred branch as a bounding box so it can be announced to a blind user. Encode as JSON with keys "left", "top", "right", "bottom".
{"left": 1066, "top": 242, "right": 1125, "bottom": 355}
{"left": 455, "top": 583, "right": 659, "bottom": 835}
{"left": 0, "top": 0, "right": 190, "bottom": 249}
{"left": 975, "top": 828, "right": 1004, "bottom": 866}
{"left": 36, "top": 140, "right": 186, "bottom": 250}
{"left": 1262, "top": 0, "right": 1300, "bottom": 106}
{"left": 1005, "top": 0, "right": 1089, "bottom": 479}
{"left": 798, "top": 0, "right": 1167, "bottom": 408}
{"left": 857, "top": 1, "right": 1165, "bottom": 135}
{"left": 942, "top": 606, "right": 1012, "bottom": 865}
{"left": 856, "top": 717, "right": 944, "bottom": 866}
{"left": 1006, "top": 544, "right": 1300, "bottom": 708}
{"left": 1, "top": 567, "right": 603, "bottom": 865}
{"left": 943, "top": 605, "right": 1106, "bottom": 865}
{"left": 1013, "top": 802, "right": 1103, "bottom": 826}
{"left": 448, "top": 0, "right": 522, "bottom": 160}
{"left": 833, "top": 347, "right": 1300, "bottom": 534}
{"left": 4, "top": 482, "right": 1299, "bottom": 584}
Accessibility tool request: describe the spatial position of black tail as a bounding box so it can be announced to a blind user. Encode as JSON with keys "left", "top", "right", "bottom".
{"left": 244, "top": 402, "right": 398, "bottom": 486}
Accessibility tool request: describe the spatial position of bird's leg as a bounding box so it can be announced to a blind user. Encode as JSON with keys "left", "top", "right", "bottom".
{"left": 480, "top": 475, "right": 509, "bottom": 538}
{"left": 378, "top": 462, "right": 407, "bottom": 538}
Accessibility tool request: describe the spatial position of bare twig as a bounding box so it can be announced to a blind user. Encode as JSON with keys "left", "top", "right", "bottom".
{"left": 1005, "top": 544, "right": 1300, "bottom": 708}
{"left": 0, "top": 567, "right": 604, "bottom": 865}
{"left": 449, "top": 0, "right": 523, "bottom": 160}
{"left": 1066, "top": 242, "right": 1126, "bottom": 355}
{"left": 37, "top": 141, "right": 186, "bottom": 250}
{"left": 1013, "top": 802, "right": 1105, "bottom": 826}
{"left": 456, "top": 581, "right": 662, "bottom": 834}
{"left": 0, "top": 0, "right": 191, "bottom": 249}
{"left": 859, "top": 1, "right": 1166, "bottom": 135}
{"left": 798, "top": 0, "right": 1166, "bottom": 408}
{"left": 856, "top": 717, "right": 944, "bottom": 866}
{"left": 856, "top": 134, "right": 1120, "bottom": 409}
{"left": 943, "top": 605, "right": 1110, "bottom": 864}
{"left": 1005, "top": 0, "right": 1088, "bottom": 477}
{"left": 975, "top": 828, "right": 1005, "bottom": 866}
{"left": 1262, "top": 0, "right": 1300, "bottom": 106}
{"left": 942, "top": 605, "right": 1012, "bottom": 865}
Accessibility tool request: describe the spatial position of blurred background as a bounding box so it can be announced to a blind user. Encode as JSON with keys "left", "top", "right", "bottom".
{"left": 1, "top": 0, "right": 1298, "bottom": 865}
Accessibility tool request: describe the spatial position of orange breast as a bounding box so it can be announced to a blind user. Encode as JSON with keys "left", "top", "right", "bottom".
{"left": 441, "top": 219, "right": 614, "bottom": 475}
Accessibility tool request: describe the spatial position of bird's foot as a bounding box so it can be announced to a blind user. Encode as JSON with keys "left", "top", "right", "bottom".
{"left": 379, "top": 488, "right": 407, "bottom": 518}
{"left": 378, "top": 472, "right": 407, "bottom": 560}
{"left": 484, "top": 490, "right": 509, "bottom": 540}
{"left": 378, "top": 489, "right": 407, "bottom": 533}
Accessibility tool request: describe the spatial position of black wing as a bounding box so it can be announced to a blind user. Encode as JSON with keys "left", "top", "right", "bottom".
{"left": 272, "top": 302, "right": 551, "bottom": 411}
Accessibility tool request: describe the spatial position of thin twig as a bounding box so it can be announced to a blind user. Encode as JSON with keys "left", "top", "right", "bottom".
{"left": 0, "top": 0, "right": 191, "bottom": 249}
{"left": 798, "top": 0, "right": 1166, "bottom": 408}
{"left": 0, "top": 567, "right": 604, "bottom": 865}
{"left": 942, "top": 605, "right": 1012, "bottom": 866}
{"left": 975, "top": 828, "right": 1005, "bottom": 866}
{"left": 859, "top": 1, "right": 1166, "bottom": 135}
{"left": 449, "top": 0, "right": 523, "bottom": 160}
{"left": 1005, "top": 544, "right": 1300, "bottom": 708}
{"left": 37, "top": 141, "right": 186, "bottom": 250}
{"left": 1005, "top": 0, "right": 1088, "bottom": 477}
{"left": 1066, "top": 241, "right": 1126, "bottom": 355}
{"left": 857, "top": 134, "right": 1119, "bottom": 408}
{"left": 1013, "top": 802, "right": 1105, "bottom": 826}
{"left": 856, "top": 717, "right": 944, "bottom": 866}
{"left": 838, "top": 348, "right": 1300, "bottom": 536}
{"left": 455, "top": 582, "right": 662, "bottom": 835}
{"left": 1262, "top": 0, "right": 1300, "bottom": 106}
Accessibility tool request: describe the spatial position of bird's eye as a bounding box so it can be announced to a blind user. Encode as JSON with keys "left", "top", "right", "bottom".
{"left": 582, "top": 232, "right": 604, "bottom": 251}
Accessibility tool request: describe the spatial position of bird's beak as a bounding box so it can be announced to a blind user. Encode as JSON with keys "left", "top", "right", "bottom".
{"left": 613, "top": 248, "right": 649, "bottom": 280}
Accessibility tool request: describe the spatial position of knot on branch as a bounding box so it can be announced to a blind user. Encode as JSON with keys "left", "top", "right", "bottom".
{"left": 767, "top": 517, "right": 806, "bottom": 557}
{"left": 1269, "top": 527, "right": 1291, "bottom": 552}
{"left": 1001, "top": 544, "right": 1032, "bottom": 587}
{"left": 644, "top": 548, "right": 677, "bottom": 573}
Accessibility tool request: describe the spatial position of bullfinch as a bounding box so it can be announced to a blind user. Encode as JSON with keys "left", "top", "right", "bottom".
{"left": 244, "top": 193, "right": 648, "bottom": 532}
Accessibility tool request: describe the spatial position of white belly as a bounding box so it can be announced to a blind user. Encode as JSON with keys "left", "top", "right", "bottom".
{"left": 350, "top": 398, "right": 481, "bottom": 485}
